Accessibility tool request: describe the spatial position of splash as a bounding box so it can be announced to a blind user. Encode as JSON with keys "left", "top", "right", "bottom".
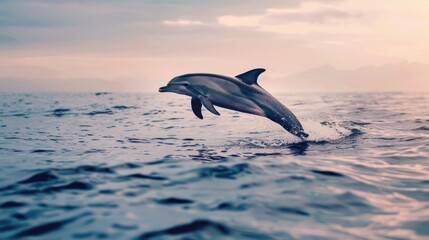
{"left": 233, "top": 117, "right": 357, "bottom": 149}
{"left": 301, "top": 118, "right": 352, "bottom": 142}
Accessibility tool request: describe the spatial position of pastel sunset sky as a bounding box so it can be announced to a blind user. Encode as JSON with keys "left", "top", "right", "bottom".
{"left": 0, "top": 0, "right": 428, "bottom": 92}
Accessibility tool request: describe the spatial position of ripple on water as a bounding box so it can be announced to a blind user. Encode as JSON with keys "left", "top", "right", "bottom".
{"left": 311, "top": 170, "right": 345, "bottom": 177}
{"left": 403, "top": 220, "right": 429, "bottom": 236}
{"left": 86, "top": 109, "right": 113, "bottom": 116}
{"left": 112, "top": 105, "right": 137, "bottom": 110}
{"left": 413, "top": 126, "right": 429, "bottom": 131}
{"left": 214, "top": 202, "right": 249, "bottom": 211}
{"left": 119, "top": 173, "right": 168, "bottom": 181}
{"left": 31, "top": 149, "right": 56, "bottom": 154}
{"left": 155, "top": 197, "right": 194, "bottom": 205}
{"left": 75, "top": 165, "right": 115, "bottom": 174}
{"left": 13, "top": 213, "right": 91, "bottom": 238}
{"left": 274, "top": 207, "right": 310, "bottom": 216}
{"left": 42, "top": 181, "right": 93, "bottom": 193}
{"left": 197, "top": 163, "right": 257, "bottom": 180}
{"left": 0, "top": 201, "right": 26, "bottom": 208}
{"left": 51, "top": 108, "right": 71, "bottom": 117}
{"left": 136, "top": 219, "right": 231, "bottom": 240}
{"left": 19, "top": 171, "right": 59, "bottom": 184}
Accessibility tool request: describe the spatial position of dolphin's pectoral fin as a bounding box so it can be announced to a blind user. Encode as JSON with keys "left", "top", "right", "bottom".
{"left": 235, "top": 68, "right": 266, "bottom": 85}
{"left": 198, "top": 95, "right": 220, "bottom": 116}
{"left": 191, "top": 97, "right": 203, "bottom": 119}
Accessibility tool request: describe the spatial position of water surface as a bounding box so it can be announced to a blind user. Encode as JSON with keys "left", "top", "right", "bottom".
{"left": 0, "top": 92, "right": 428, "bottom": 239}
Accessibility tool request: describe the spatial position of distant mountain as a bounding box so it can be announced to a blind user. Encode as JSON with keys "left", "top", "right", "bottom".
{"left": 1, "top": 62, "right": 428, "bottom": 93}
{"left": 269, "top": 62, "right": 429, "bottom": 92}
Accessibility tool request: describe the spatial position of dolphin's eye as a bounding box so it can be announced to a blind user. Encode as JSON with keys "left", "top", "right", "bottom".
{"left": 182, "top": 83, "right": 189, "bottom": 86}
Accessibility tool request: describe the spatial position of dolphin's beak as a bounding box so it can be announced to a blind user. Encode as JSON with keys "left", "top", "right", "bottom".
{"left": 158, "top": 85, "right": 169, "bottom": 92}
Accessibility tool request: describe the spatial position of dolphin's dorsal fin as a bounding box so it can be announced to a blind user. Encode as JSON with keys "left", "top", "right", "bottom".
{"left": 235, "top": 68, "right": 266, "bottom": 85}
{"left": 191, "top": 97, "right": 203, "bottom": 119}
{"left": 198, "top": 95, "right": 220, "bottom": 116}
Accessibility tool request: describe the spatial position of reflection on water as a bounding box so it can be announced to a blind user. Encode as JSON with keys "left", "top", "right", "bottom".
{"left": 0, "top": 92, "right": 428, "bottom": 239}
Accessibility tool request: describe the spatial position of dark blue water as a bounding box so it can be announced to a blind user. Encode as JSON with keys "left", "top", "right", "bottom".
{"left": 0, "top": 92, "right": 428, "bottom": 239}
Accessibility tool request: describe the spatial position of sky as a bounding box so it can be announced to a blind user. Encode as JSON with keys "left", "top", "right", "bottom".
{"left": 0, "top": 0, "right": 428, "bottom": 92}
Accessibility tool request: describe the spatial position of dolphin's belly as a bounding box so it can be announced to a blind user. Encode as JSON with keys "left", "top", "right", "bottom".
{"left": 207, "top": 91, "right": 266, "bottom": 117}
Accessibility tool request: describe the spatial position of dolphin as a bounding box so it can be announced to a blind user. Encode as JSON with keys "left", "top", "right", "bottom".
{"left": 159, "top": 68, "right": 308, "bottom": 138}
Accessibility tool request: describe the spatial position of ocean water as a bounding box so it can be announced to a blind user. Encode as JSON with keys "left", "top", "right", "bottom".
{"left": 0, "top": 92, "right": 428, "bottom": 240}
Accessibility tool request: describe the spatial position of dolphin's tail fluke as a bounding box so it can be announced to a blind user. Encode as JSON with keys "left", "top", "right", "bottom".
{"left": 296, "top": 131, "right": 309, "bottom": 139}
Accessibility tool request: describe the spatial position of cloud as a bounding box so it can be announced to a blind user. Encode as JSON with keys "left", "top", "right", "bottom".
{"left": 218, "top": 16, "right": 262, "bottom": 28}
{"left": 0, "top": 1, "right": 267, "bottom": 51}
{"left": 218, "top": 2, "right": 362, "bottom": 31}
{"left": 0, "top": 0, "right": 343, "bottom": 52}
{"left": 162, "top": 19, "right": 203, "bottom": 26}
{"left": 264, "top": 8, "right": 361, "bottom": 24}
